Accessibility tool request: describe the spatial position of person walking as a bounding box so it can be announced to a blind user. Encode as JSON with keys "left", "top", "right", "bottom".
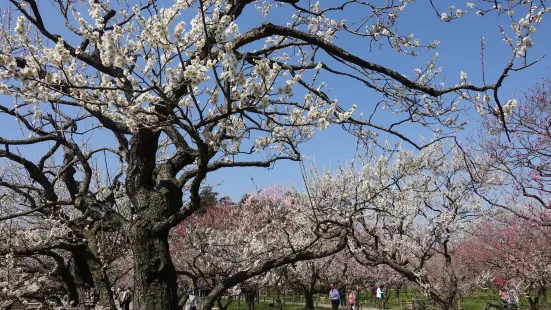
{"left": 185, "top": 289, "right": 198, "bottom": 310}
{"left": 376, "top": 285, "right": 385, "bottom": 310}
{"left": 329, "top": 284, "right": 340, "bottom": 310}
{"left": 370, "top": 284, "right": 377, "bottom": 308}
{"left": 120, "top": 286, "right": 132, "bottom": 310}
{"left": 117, "top": 288, "right": 123, "bottom": 309}
{"left": 340, "top": 287, "right": 346, "bottom": 307}
{"left": 348, "top": 289, "right": 357, "bottom": 310}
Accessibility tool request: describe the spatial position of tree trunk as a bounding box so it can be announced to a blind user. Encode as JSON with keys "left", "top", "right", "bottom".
{"left": 395, "top": 286, "right": 401, "bottom": 301}
{"left": 304, "top": 290, "right": 315, "bottom": 310}
{"left": 88, "top": 257, "right": 117, "bottom": 309}
{"left": 216, "top": 295, "right": 234, "bottom": 310}
{"left": 131, "top": 227, "right": 178, "bottom": 310}
{"left": 538, "top": 284, "right": 548, "bottom": 310}
{"left": 83, "top": 227, "right": 117, "bottom": 310}
{"left": 72, "top": 252, "right": 94, "bottom": 287}
{"left": 244, "top": 287, "right": 256, "bottom": 310}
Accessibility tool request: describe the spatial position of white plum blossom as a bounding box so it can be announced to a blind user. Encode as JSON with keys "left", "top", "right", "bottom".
{"left": 519, "top": 17, "right": 530, "bottom": 28}
{"left": 523, "top": 36, "right": 533, "bottom": 47}
{"left": 503, "top": 98, "right": 518, "bottom": 117}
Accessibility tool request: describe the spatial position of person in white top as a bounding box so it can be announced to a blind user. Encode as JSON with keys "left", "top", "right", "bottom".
{"left": 376, "top": 285, "right": 385, "bottom": 310}
{"left": 120, "top": 287, "right": 132, "bottom": 310}
{"left": 329, "top": 284, "right": 340, "bottom": 310}
{"left": 185, "top": 289, "right": 198, "bottom": 310}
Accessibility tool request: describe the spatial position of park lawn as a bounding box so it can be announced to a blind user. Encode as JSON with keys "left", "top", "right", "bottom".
{"left": 376, "top": 289, "right": 548, "bottom": 310}
{"left": 223, "top": 301, "right": 306, "bottom": 310}
{"left": 253, "top": 288, "right": 551, "bottom": 310}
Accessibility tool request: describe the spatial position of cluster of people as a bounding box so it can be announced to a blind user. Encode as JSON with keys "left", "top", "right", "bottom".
{"left": 499, "top": 286, "right": 519, "bottom": 308}
{"left": 113, "top": 286, "right": 132, "bottom": 310}
{"left": 329, "top": 284, "right": 386, "bottom": 310}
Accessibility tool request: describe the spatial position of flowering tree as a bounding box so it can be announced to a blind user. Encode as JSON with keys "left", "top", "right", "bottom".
{"left": 170, "top": 186, "right": 347, "bottom": 310}
{"left": 300, "top": 142, "right": 497, "bottom": 310}
{"left": 472, "top": 77, "right": 551, "bottom": 225}
{"left": 0, "top": 210, "right": 130, "bottom": 307}
{"left": 277, "top": 254, "right": 347, "bottom": 310}
{"left": 0, "top": 0, "right": 548, "bottom": 309}
{"left": 458, "top": 216, "right": 551, "bottom": 310}
{"left": 0, "top": 244, "right": 71, "bottom": 307}
{"left": 278, "top": 251, "right": 407, "bottom": 310}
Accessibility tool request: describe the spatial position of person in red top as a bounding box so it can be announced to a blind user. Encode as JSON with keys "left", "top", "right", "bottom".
{"left": 499, "top": 287, "right": 510, "bottom": 304}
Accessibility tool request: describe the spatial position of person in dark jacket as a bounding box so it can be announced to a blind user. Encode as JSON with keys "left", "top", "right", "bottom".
{"left": 339, "top": 288, "right": 346, "bottom": 307}
{"left": 370, "top": 284, "right": 377, "bottom": 308}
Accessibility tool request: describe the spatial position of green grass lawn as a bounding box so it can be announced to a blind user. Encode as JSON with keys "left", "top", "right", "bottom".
{"left": 222, "top": 301, "right": 307, "bottom": 310}
{"left": 242, "top": 288, "right": 551, "bottom": 310}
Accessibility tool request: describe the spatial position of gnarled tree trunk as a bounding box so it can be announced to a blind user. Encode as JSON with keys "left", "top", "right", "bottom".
{"left": 130, "top": 227, "right": 178, "bottom": 310}
{"left": 84, "top": 226, "right": 118, "bottom": 309}
{"left": 126, "top": 128, "right": 182, "bottom": 310}
{"left": 88, "top": 262, "right": 117, "bottom": 309}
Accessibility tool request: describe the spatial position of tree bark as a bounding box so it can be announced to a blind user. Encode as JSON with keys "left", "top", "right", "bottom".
{"left": 395, "top": 286, "right": 401, "bottom": 301}
{"left": 244, "top": 287, "right": 256, "bottom": 310}
{"left": 88, "top": 257, "right": 117, "bottom": 309}
{"left": 304, "top": 290, "right": 315, "bottom": 310}
{"left": 216, "top": 295, "right": 233, "bottom": 310}
{"left": 131, "top": 227, "right": 178, "bottom": 310}
{"left": 72, "top": 252, "right": 94, "bottom": 287}
{"left": 538, "top": 284, "right": 548, "bottom": 310}
{"left": 83, "top": 226, "right": 117, "bottom": 309}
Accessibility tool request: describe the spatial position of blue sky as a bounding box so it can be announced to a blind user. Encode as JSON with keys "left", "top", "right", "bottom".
{"left": 1, "top": 0, "right": 550, "bottom": 201}
{"left": 206, "top": 1, "right": 551, "bottom": 200}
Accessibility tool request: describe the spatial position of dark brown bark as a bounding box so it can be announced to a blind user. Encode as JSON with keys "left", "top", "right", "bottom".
{"left": 87, "top": 255, "right": 117, "bottom": 309}
{"left": 528, "top": 284, "right": 549, "bottom": 310}
{"left": 304, "top": 290, "right": 315, "bottom": 310}
{"left": 130, "top": 227, "right": 178, "bottom": 310}
{"left": 216, "top": 295, "right": 233, "bottom": 310}
{"left": 244, "top": 287, "right": 256, "bottom": 310}
{"left": 48, "top": 251, "right": 80, "bottom": 307}
{"left": 538, "top": 285, "right": 548, "bottom": 310}
{"left": 126, "top": 128, "right": 181, "bottom": 310}
{"left": 72, "top": 252, "right": 94, "bottom": 287}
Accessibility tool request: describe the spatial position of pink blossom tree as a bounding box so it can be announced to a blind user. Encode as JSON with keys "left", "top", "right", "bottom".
{"left": 458, "top": 216, "right": 551, "bottom": 310}
{"left": 473, "top": 78, "right": 551, "bottom": 225}
{"left": 170, "top": 185, "right": 347, "bottom": 310}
